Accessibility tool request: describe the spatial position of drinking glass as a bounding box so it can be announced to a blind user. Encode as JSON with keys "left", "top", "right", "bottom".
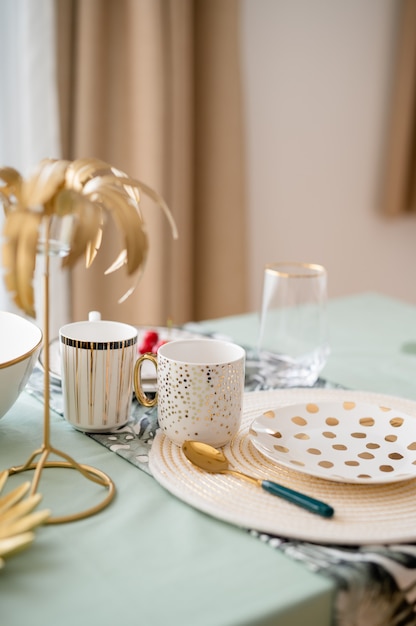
{"left": 257, "top": 262, "right": 330, "bottom": 387}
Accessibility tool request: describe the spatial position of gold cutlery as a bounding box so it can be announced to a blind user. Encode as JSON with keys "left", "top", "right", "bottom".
{"left": 182, "top": 441, "right": 334, "bottom": 518}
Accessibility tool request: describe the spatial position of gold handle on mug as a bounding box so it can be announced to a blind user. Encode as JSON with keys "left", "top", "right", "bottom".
{"left": 134, "top": 353, "right": 158, "bottom": 407}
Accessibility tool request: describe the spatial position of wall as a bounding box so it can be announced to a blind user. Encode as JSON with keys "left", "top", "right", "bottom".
{"left": 241, "top": 0, "right": 416, "bottom": 311}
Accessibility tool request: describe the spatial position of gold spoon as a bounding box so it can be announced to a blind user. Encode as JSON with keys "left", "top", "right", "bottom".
{"left": 182, "top": 441, "right": 334, "bottom": 518}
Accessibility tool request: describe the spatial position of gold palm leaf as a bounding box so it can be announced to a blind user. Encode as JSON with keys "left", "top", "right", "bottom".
{"left": 1, "top": 157, "right": 177, "bottom": 317}
{"left": 98, "top": 171, "right": 178, "bottom": 240}
{"left": 131, "top": 178, "right": 178, "bottom": 240}
{"left": 107, "top": 168, "right": 141, "bottom": 204}
{"left": 15, "top": 211, "right": 42, "bottom": 316}
{"left": 3, "top": 209, "right": 42, "bottom": 315}
{"left": 65, "top": 157, "right": 115, "bottom": 191}
{"left": 2, "top": 210, "right": 25, "bottom": 297}
{"left": 25, "top": 159, "right": 70, "bottom": 212}
{"left": 0, "top": 166, "right": 23, "bottom": 195}
{"left": 54, "top": 188, "right": 103, "bottom": 269}
{"left": 0, "top": 166, "right": 22, "bottom": 186}
{"left": 104, "top": 249, "right": 128, "bottom": 275}
{"left": 0, "top": 470, "right": 50, "bottom": 570}
{"left": 0, "top": 166, "right": 23, "bottom": 214}
{"left": 82, "top": 177, "right": 148, "bottom": 275}
{"left": 85, "top": 222, "right": 103, "bottom": 269}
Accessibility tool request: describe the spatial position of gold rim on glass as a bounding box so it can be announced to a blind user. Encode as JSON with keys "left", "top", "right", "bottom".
{"left": 264, "top": 262, "right": 327, "bottom": 278}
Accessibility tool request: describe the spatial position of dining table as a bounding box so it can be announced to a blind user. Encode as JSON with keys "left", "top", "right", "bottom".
{"left": 2, "top": 291, "right": 416, "bottom": 626}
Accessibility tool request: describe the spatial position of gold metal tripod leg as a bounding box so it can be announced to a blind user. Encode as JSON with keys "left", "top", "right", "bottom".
{"left": 8, "top": 446, "right": 116, "bottom": 524}
{"left": 5, "top": 227, "right": 116, "bottom": 524}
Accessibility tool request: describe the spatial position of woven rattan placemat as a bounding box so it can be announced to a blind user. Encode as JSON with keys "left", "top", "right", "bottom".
{"left": 149, "top": 388, "right": 416, "bottom": 545}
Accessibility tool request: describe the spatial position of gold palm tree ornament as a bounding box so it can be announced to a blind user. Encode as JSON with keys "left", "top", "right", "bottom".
{"left": 0, "top": 157, "right": 178, "bottom": 524}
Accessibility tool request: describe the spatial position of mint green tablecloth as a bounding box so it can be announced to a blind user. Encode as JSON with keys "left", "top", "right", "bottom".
{"left": 2, "top": 292, "right": 416, "bottom": 626}
{"left": 0, "top": 395, "right": 333, "bottom": 626}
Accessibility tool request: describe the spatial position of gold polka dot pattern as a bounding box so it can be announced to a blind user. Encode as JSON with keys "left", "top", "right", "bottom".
{"left": 157, "top": 355, "right": 245, "bottom": 447}
{"left": 250, "top": 400, "right": 416, "bottom": 483}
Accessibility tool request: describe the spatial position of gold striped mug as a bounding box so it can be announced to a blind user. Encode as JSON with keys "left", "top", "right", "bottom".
{"left": 59, "top": 319, "right": 138, "bottom": 432}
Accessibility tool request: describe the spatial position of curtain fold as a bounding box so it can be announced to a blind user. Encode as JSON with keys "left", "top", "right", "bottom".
{"left": 56, "top": 0, "right": 247, "bottom": 326}
{"left": 194, "top": 0, "right": 247, "bottom": 320}
{"left": 0, "top": 0, "right": 69, "bottom": 336}
{"left": 382, "top": 0, "right": 416, "bottom": 215}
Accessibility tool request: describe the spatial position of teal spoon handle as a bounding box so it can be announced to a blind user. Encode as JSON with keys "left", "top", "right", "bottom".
{"left": 261, "top": 480, "right": 334, "bottom": 518}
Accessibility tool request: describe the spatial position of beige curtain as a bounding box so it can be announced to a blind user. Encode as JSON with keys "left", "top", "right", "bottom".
{"left": 56, "top": 0, "right": 247, "bottom": 326}
{"left": 382, "top": 0, "right": 416, "bottom": 215}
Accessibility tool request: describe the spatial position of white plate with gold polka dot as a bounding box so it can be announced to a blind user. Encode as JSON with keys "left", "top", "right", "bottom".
{"left": 249, "top": 400, "right": 416, "bottom": 484}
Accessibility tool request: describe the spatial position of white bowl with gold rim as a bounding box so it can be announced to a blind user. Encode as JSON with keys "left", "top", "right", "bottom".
{"left": 0, "top": 311, "right": 42, "bottom": 420}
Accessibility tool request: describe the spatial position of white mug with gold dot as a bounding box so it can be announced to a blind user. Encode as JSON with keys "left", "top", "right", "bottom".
{"left": 135, "top": 339, "right": 246, "bottom": 447}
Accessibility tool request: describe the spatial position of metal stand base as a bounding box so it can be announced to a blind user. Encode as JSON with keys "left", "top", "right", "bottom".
{"left": 8, "top": 444, "right": 116, "bottom": 524}
{"left": 7, "top": 224, "right": 116, "bottom": 524}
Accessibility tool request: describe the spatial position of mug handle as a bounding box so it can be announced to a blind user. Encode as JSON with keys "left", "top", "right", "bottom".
{"left": 134, "top": 353, "right": 158, "bottom": 407}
